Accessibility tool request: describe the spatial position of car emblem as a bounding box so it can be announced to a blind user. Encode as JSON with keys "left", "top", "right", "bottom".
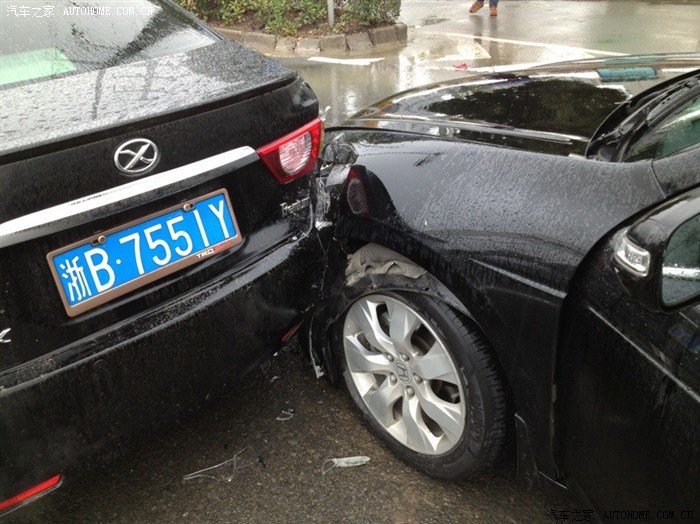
{"left": 0, "top": 328, "right": 11, "bottom": 344}
{"left": 114, "top": 138, "right": 159, "bottom": 175}
{"left": 395, "top": 362, "right": 410, "bottom": 383}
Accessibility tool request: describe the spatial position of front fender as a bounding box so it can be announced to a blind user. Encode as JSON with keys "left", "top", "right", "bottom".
{"left": 317, "top": 128, "right": 666, "bottom": 485}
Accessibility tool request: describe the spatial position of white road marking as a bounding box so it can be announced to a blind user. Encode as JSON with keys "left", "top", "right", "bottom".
{"left": 425, "top": 31, "right": 627, "bottom": 57}
{"left": 466, "top": 61, "right": 591, "bottom": 73}
{"left": 309, "top": 57, "right": 385, "bottom": 66}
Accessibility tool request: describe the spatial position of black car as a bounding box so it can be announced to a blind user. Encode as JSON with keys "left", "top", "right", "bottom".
{"left": 0, "top": 0, "right": 322, "bottom": 514}
{"left": 313, "top": 55, "right": 700, "bottom": 516}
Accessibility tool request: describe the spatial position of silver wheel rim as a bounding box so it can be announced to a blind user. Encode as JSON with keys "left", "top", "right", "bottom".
{"left": 343, "top": 294, "right": 466, "bottom": 455}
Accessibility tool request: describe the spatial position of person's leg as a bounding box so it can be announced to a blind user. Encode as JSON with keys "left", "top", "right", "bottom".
{"left": 469, "top": 1, "right": 485, "bottom": 13}
{"left": 489, "top": 0, "right": 498, "bottom": 15}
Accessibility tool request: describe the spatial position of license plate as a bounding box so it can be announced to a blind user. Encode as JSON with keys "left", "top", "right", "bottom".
{"left": 48, "top": 190, "right": 242, "bottom": 317}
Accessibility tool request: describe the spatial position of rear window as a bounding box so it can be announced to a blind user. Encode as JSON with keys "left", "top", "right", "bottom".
{"left": 0, "top": 0, "right": 216, "bottom": 88}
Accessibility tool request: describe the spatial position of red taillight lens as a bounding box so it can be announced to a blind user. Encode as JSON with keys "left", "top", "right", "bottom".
{"left": 0, "top": 474, "right": 63, "bottom": 515}
{"left": 256, "top": 117, "right": 323, "bottom": 184}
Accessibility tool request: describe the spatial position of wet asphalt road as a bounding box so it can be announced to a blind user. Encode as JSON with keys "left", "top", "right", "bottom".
{"left": 14, "top": 343, "right": 572, "bottom": 523}
{"left": 280, "top": 0, "right": 700, "bottom": 125}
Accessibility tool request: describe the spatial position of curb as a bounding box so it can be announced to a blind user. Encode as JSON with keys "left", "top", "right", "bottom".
{"left": 215, "top": 23, "right": 408, "bottom": 57}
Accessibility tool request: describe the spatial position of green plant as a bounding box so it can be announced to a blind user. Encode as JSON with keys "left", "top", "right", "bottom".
{"left": 177, "top": 0, "right": 221, "bottom": 20}
{"left": 340, "top": 0, "right": 400, "bottom": 27}
{"left": 177, "top": 0, "right": 400, "bottom": 37}
{"left": 294, "top": 0, "right": 326, "bottom": 26}
{"left": 218, "top": 1, "right": 247, "bottom": 23}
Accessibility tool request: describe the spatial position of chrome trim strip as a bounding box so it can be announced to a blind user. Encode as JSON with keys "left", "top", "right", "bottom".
{"left": 0, "top": 146, "right": 258, "bottom": 248}
{"left": 343, "top": 116, "right": 588, "bottom": 144}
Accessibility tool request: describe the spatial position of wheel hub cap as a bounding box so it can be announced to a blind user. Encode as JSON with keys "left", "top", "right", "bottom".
{"left": 343, "top": 294, "right": 466, "bottom": 455}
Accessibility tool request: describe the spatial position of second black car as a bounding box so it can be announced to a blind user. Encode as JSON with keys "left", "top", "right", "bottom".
{"left": 315, "top": 55, "right": 700, "bottom": 516}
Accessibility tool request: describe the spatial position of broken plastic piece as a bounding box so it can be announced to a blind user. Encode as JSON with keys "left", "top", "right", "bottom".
{"left": 345, "top": 243, "right": 426, "bottom": 286}
{"left": 320, "top": 105, "right": 332, "bottom": 121}
{"left": 276, "top": 409, "right": 295, "bottom": 421}
{"left": 321, "top": 455, "right": 371, "bottom": 475}
{"left": 183, "top": 447, "right": 261, "bottom": 482}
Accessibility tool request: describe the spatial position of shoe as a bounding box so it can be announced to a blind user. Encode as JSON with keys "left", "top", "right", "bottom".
{"left": 469, "top": 2, "right": 484, "bottom": 13}
{"left": 490, "top": 6, "right": 498, "bottom": 16}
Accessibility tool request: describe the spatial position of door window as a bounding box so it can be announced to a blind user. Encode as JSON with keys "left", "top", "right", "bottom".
{"left": 663, "top": 215, "right": 700, "bottom": 306}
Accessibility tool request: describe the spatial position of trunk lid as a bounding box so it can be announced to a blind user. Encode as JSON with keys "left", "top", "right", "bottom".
{"left": 337, "top": 55, "right": 700, "bottom": 156}
{"left": 0, "top": 8, "right": 319, "bottom": 378}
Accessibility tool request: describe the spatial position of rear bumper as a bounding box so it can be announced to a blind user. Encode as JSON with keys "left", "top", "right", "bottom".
{"left": 0, "top": 230, "right": 321, "bottom": 501}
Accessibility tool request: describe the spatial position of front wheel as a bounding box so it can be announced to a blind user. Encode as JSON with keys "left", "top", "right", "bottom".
{"left": 340, "top": 291, "right": 508, "bottom": 479}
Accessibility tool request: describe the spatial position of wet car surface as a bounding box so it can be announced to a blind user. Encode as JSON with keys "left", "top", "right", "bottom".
{"left": 0, "top": 0, "right": 321, "bottom": 514}
{"left": 315, "top": 55, "right": 700, "bottom": 517}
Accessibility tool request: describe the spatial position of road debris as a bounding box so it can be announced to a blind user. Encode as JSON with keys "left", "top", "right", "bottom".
{"left": 183, "top": 447, "right": 262, "bottom": 482}
{"left": 322, "top": 456, "right": 371, "bottom": 475}
{"left": 276, "top": 408, "right": 296, "bottom": 421}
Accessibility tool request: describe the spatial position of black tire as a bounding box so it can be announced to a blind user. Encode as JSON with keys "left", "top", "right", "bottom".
{"left": 339, "top": 290, "right": 508, "bottom": 479}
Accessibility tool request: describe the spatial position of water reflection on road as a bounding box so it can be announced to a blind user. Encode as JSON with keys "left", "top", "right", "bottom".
{"left": 280, "top": 0, "right": 700, "bottom": 125}
{"left": 283, "top": 54, "right": 465, "bottom": 125}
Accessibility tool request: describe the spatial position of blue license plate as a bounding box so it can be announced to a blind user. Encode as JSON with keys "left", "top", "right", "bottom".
{"left": 48, "top": 190, "right": 241, "bottom": 317}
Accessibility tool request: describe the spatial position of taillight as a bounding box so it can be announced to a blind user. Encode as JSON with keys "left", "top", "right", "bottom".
{"left": 0, "top": 474, "right": 63, "bottom": 516}
{"left": 257, "top": 117, "right": 323, "bottom": 184}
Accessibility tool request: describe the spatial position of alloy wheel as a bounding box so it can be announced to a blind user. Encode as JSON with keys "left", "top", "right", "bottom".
{"left": 342, "top": 294, "right": 466, "bottom": 455}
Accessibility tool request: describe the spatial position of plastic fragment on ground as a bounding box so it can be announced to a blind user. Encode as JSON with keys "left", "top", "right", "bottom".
{"left": 276, "top": 408, "right": 295, "bottom": 421}
{"left": 183, "top": 447, "right": 261, "bottom": 482}
{"left": 322, "top": 456, "right": 371, "bottom": 475}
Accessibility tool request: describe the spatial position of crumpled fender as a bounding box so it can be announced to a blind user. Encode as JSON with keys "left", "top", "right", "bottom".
{"left": 307, "top": 242, "right": 474, "bottom": 386}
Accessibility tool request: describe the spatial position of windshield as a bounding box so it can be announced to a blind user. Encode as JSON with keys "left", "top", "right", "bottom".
{"left": 624, "top": 92, "right": 700, "bottom": 161}
{"left": 0, "top": 0, "right": 216, "bottom": 88}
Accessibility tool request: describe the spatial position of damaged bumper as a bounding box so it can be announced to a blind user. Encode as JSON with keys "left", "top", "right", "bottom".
{"left": 0, "top": 230, "right": 323, "bottom": 506}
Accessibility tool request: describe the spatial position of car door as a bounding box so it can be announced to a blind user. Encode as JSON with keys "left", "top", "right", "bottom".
{"left": 555, "top": 188, "right": 700, "bottom": 516}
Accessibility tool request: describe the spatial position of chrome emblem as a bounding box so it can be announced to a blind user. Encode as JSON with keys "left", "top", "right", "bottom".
{"left": 395, "top": 362, "right": 410, "bottom": 383}
{"left": 0, "top": 328, "right": 11, "bottom": 344}
{"left": 114, "top": 138, "right": 159, "bottom": 175}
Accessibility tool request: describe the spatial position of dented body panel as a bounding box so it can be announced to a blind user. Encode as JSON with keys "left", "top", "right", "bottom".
{"left": 1, "top": 232, "right": 322, "bottom": 497}
{"left": 321, "top": 134, "right": 666, "bottom": 480}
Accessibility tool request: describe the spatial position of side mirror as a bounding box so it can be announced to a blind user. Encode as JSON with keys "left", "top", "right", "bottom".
{"left": 613, "top": 187, "right": 700, "bottom": 313}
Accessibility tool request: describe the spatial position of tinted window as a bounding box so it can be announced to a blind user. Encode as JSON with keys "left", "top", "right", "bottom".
{"left": 663, "top": 215, "right": 700, "bottom": 307}
{"left": 0, "top": 0, "right": 216, "bottom": 88}
{"left": 625, "top": 94, "right": 700, "bottom": 161}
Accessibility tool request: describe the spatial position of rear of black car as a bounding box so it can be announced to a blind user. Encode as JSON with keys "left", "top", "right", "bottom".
{"left": 0, "top": 1, "right": 321, "bottom": 513}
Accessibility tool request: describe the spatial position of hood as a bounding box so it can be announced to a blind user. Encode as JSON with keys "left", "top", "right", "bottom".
{"left": 335, "top": 54, "right": 700, "bottom": 156}
{"left": 0, "top": 39, "right": 296, "bottom": 161}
